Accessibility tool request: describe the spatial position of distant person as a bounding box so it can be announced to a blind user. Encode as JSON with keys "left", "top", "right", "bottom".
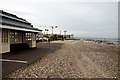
{"left": 48, "top": 38, "right": 51, "bottom": 43}
{"left": 62, "top": 37, "right": 64, "bottom": 41}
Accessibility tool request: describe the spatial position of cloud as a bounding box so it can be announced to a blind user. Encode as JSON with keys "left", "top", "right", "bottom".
{"left": 0, "top": 0, "right": 118, "bottom": 38}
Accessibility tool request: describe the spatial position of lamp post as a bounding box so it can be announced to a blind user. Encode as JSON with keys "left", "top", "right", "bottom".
{"left": 64, "top": 31, "right": 67, "bottom": 40}
{"left": 45, "top": 29, "right": 49, "bottom": 35}
{"left": 51, "top": 26, "right": 53, "bottom": 34}
{"left": 51, "top": 26, "right": 58, "bottom": 34}
{"left": 60, "top": 30, "right": 61, "bottom": 35}
{"left": 71, "top": 34, "right": 74, "bottom": 39}
{"left": 64, "top": 31, "right": 67, "bottom": 35}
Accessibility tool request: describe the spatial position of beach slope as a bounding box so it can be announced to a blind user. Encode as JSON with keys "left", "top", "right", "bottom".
{"left": 6, "top": 40, "right": 118, "bottom": 78}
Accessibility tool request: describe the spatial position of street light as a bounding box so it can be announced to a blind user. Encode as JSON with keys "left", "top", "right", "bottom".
{"left": 64, "top": 31, "right": 67, "bottom": 36}
{"left": 51, "top": 26, "right": 53, "bottom": 34}
{"left": 45, "top": 29, "right": 49, "bottom": 35}
{"left": 55, "top": 26, "right": 58, "bottom": 28}
{"left": 71, "top": 34, "right": 74, "bottom": 39}
{"left": 60, "top": 30, "right": 61, "bottom": 35}
{"left": 64, "top": 31, "right": 67, "bottom": 40}
{"left": 51, "top": 26, "right": 58, "bottom": 34}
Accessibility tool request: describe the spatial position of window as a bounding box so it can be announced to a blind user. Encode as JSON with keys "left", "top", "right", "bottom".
{"left": 10, "top": 31, "right": 15, "bottom": 42}
{"left": 10, "top": 31, "right": 19, "bottom": 43}
{"left": 25, "top": 33, "right": 32, "bottom": 41}
{"left": 2, "top": 29, "right": 8, "bottom": 43}
{"left": 15, "top": 32, "right": 18, "bottom": 42}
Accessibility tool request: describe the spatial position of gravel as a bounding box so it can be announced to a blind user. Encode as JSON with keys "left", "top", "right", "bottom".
{"left": 6, "top": 40, "right": 118, "bottom": 78}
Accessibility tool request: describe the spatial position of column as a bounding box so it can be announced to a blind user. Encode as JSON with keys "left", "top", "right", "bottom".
{"left": 31, "top": 33, "right": 36, "bottom": 48}
{"left": 26, "top": 33, "right": 36, "bottom": 48}
{"left": 0, "top": 10, "right": 2, "bottom": 78}
{"left": 0, "top": 28, "right": 2, "bottom": 79}
{"left": 0, "top": 28, "right": 2, "bottom": 54}
{"left": 1, "top": 29, "right": 10, "bottom": 53}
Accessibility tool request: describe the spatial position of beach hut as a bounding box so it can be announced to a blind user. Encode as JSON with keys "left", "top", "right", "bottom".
{"left": 0, "top": 10, "right": 42, "bottom": 53}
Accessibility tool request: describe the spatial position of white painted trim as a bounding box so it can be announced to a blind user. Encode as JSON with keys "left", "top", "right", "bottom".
{"left": 0, "top": 59, "right": 28, "bottom": 64}
{"left": 0, "top": 25, "right": 41, "bottom": 33}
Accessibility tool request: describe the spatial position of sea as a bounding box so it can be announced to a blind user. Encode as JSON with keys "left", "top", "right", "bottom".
{"left": 74, "top": 37, "right": 120, "bottom": 46}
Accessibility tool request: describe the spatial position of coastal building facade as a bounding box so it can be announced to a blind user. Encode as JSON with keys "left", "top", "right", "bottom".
{"left": 0, "top": 10, "right": 42, "bottom": 53}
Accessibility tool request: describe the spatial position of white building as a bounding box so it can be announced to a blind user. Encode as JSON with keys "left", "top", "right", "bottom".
{"left": 0, "top": 10, "right": 42, "bottom": 53}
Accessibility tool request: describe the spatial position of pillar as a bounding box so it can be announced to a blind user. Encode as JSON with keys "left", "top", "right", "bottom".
{"left": 0, "top": 28, "right": 2, "bottom": 80}
{"left": 1, "top": 29, "right": 10, "bottom": 53}
{"left": 31, "top": 33, "right": 36, "bottom": 48}
{"left": 0, "top": 28, "right": 2, "bottom": 54}
{"left": 26, "top": 33, "right": 36, "bottom": 48}
{"left": 0, "top": 10, "right": 2, "bottom": 78}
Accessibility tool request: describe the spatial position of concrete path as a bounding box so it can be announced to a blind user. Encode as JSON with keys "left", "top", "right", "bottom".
{"left": 1, "top": 42, "right": 63, "bottom": 77}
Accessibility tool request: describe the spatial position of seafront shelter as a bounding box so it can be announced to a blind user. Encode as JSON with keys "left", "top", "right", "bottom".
{"left": 0, "top": 10, "right": 42, "bottom": 53}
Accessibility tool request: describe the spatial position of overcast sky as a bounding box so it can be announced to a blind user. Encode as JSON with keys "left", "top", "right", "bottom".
{"left": 0, "top": 0, "right": 119, "bottom": 38}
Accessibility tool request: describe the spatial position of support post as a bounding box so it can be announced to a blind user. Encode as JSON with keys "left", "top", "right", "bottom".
{"left": 0, "top": 10, "right": 2, "bottom": 79}
{"left": 31, "top": 33, "right": 36, "bottom": 48}
{"left": 0, "top": 28, "right": 2, "bottom": 54}
{"left": 0, "top": 28, "right": 2, "bottom": 80}
{"left": 27, "top": 33, "right": 36, "bottom": 48}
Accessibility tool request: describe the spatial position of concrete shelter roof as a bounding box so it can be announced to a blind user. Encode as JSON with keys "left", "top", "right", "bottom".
{"left": 0, "top": 10, "right": 42, "bottom": 32}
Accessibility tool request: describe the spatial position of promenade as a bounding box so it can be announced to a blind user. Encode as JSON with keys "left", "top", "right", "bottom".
{"left": 1, "top": 42, "right": 63, "bottom": 77}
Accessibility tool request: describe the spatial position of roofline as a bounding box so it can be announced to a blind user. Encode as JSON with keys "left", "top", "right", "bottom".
{"left": 0, "top": 23, "right": 42, "bottom": 31}
{"left": 0, "top": 10, "right": 42, "bottom": 32}
{"left": 0, "top": 10, "right": 31, "bottom": 24}
{"left": 0, "top": 25, "right": 42, "bottom": 33}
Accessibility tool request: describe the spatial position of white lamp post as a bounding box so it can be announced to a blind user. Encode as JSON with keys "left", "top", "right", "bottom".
{"left": 51, "top": 26, "right": 58, "bottom": 34}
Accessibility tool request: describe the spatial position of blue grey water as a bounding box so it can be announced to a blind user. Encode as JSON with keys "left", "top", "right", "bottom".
{"left": 74, "top": 37, "right": 119, "bottom": 46}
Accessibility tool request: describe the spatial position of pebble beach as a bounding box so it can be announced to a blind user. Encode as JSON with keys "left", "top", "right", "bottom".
{"left": 6, "top": 40, "right": 118, "bottom": 78}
